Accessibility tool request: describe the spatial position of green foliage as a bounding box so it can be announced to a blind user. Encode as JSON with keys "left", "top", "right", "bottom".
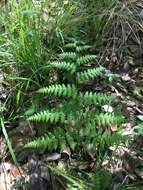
{"left": 28, "top": 110, "right": 65, "bottom": 123}
{"left": 1, "top": 0, "right": 79, "bottom": 81}
{"left": 76, "top": 67, "right": 104, "bottom": 83}
{"left": 59, "top": 52, "right": 77, "bottom": 60}
{"left": 133, "top": 115, "right": 143, "bottom": 135}
{"left": 0, "top": 0, "right": 80, "bottom": 117}
{"left": 77, "top": 0, "right": 143, "bottom": 56}
{"left": 49, "top": 61, "right": 76, "bottom": 74}
{"left": 89, "top": 170, "right": 112, "bottom": 190}
{"left": 79, "top": 91, "right": 113, "bottom": 104}
{"left": 25, "top": 39, "right": 124, "bottom": 161}
{"left": 0, "top": 117, "right": 19, "bottom": 168}
{"left": 38, "top": 84, "right": 77, "bottom": 97}
{"left": 77, "top": 55, "right": 97, "bottom": 65}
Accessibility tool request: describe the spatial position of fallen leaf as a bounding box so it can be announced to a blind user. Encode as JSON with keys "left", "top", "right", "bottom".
{"left": 10, "top": 165, "right": 22, "bottom": 178}
{"left": 110, "top": 124, "right": 118, "bottom": 132}
{"left": 122, "top": 61, "right": 130, "bottom": 73}
{"left": 121, "top": 74, "right": 131, "bottom": 81}
{"left": 61, "top": 147, "right": 71, "bottom": 159}
{"left": 0, "top": 138, "right": 7, "bottom": 160}
{"left": 111, "top": 52, "right": 117, "bottom": 63}
{"left": 135, "top": 169, "right": 143, "bottom": 179}
{"left": 0, "top": 172, "right": 14, "bottom": 190}
{"left": 125, "top": 122, "right": 133, "bottom": 130}
{"left": 0, "top": 162, "right": 12, "bottom": 173}
{"left": 128, "top": 56, "right": 134, "bottom": 65}
{"left": 102, "top": 105, "right": 113, "bottom": 113}
{"left": 87, "top": 144, "right": 96, "bottom": 169}
{"left": 137, "top": 115, "right": 143, "bottom": 121}
{"left": 126, "top": 100, "right": 136, "bottom": 107}
{"left": 46, "top": 153, "right": 61, "bottom": 162}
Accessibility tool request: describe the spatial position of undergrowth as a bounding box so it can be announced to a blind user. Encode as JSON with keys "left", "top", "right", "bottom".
{"left": 80, "top": 0, "right": 143, "bottom": 57}
{"left": 0, "top": 1, "right": 142, "bottom": 189}
{"left": 25, "top": 39, "right": 124, "bottom": 162}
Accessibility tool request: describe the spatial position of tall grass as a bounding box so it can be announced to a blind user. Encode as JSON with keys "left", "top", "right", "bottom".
{"left": 1, "top": 0, "right": 78, "bottom": 83}
{"left": 0, "top": 0, "right": 80, "bottom": 117}
{"left": 80, "top": 0, "right": 143, "bottom": 52}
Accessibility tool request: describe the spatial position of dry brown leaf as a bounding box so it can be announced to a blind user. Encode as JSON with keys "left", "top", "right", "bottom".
{"left": 0, "top": 138, "right": 7, "bottom": 160}
{"left": 61, "top": 147, "right": 71, "bottom": 158}
{"left": 0, "top": 162, "right": 12, "bottom": 173}
{"left": 111, "top": 52, "right": 117, "bottom": 63}
{"left": 125, "top": 122, "right": 133, "bottom": 130}
{"left": 10, "top": 165, "right": 22, "bottom": 178}
{"left": 110, "top": 124, "right": 118, "bottom": 132}
{"left": 122, "top": 61, "right": 130, "bottom": 73}
{"left": 135, "top": 169, "right": 143, "bottom": 179}
{"left": 0, "top": 162, "right": 23, "bottom": 190}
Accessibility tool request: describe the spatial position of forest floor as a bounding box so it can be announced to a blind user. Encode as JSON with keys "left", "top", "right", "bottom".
{"left": 0, "top": 50, "right": 143, "bottom": 190}
{"left": 0, "top": 1, "right": 143, "bottom": 190}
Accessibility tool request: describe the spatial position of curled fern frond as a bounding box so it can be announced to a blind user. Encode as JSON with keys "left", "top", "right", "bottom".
{"left": 28, "top": 110, "right": 65, "bottom": 123}
{"left": 79, "top": 91, "right": 114, "bottom": 104}
{"left": 77, "top": 55, "right": 97, "bottom": 65}
{"left": 76, "top": 67, "right": 105, "bottom": 83}
{"left": 49, "top": 61, "right": 76, "bottom": 73}
{"left": 59, "top": 52, "right": 76, "bottom": 60}
{"left": 38, "top": 84, "right": 77, "bottom": 98}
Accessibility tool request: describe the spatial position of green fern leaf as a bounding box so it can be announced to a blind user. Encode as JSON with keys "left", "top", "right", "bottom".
{"left": 76, "top": 67, "right": 105, "bottom": 83}
{"left": 94, "top": 113, "right": 123, "bottom": 126}
{"left": 28, "top": 110, "right": 65, "bottom": 123}
{"left": 64, "top": 43, "right": 76, "bottom": 49}
{"left": 59, "top": 52, "right": 76, "bottom": 60}
{"left": 38, "top": 84, "right": 77, "bottom": 98}
{"left": 49, "top": 61, "right": 76, "bottom": 73}
{"left": 77, "top": 55, "right": 97, "bottom": 65}
{"left": 66, "top": 133, "right": 76, "bottom": 151}
{"left": 24, "top": 133, "right": 52, "bottom": 149}
{"left": 79, "top": 91, "right": 114, "bottom": 104}
{"left": 76, "top": 45, "right": 91, "bottom": 52}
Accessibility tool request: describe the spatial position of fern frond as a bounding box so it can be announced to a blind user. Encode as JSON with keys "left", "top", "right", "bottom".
{"left": 82, "top": 111, "right": 123, "bottom": 126}
{"left": 28, "top": 110, "right": 65, "bottom": 123}
{"left": 25, "top": 131, "right": 61, "bottom": 150}
{"left": 76, "top": 45, "right": 91, "bottom": 52}
{"left": 64, "top": 43, "right": 91, "bottom": 52}
{"left": 79, "top": 92, "right": 114, "bottom": 104}
{"left": 102, "top": 132, "right": 125, "bottom": 145}
{"left": 59, "top": 52, "right": 76, "bottom": 60}
{"left": 77, "top": 55, "right": 97, "bottom": 65}
{"left": 65, "top": 133, "right": 76, "bottom": 151}
{"left": 49, "top": 61, "right": 76, "bottom": 73}
{"left": 38, "top": 84, "right": 77, "bottom": 98}
{"left": 64, "top": 43, "right": 76, "bottom": 49}
{"left": 25, "top": 39, "right": 124, "bottom": 162}
{"left": 94, "top": 113, "right": 123, "bottom": 126}
{"left": 25, "top": 133, "right": 57, "bottom": 149}
{"left": 76, "top": 67, "right": 105, "bottom": 83}
{"left": 25, "top": 128, "right": 75, "bottom": 150}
